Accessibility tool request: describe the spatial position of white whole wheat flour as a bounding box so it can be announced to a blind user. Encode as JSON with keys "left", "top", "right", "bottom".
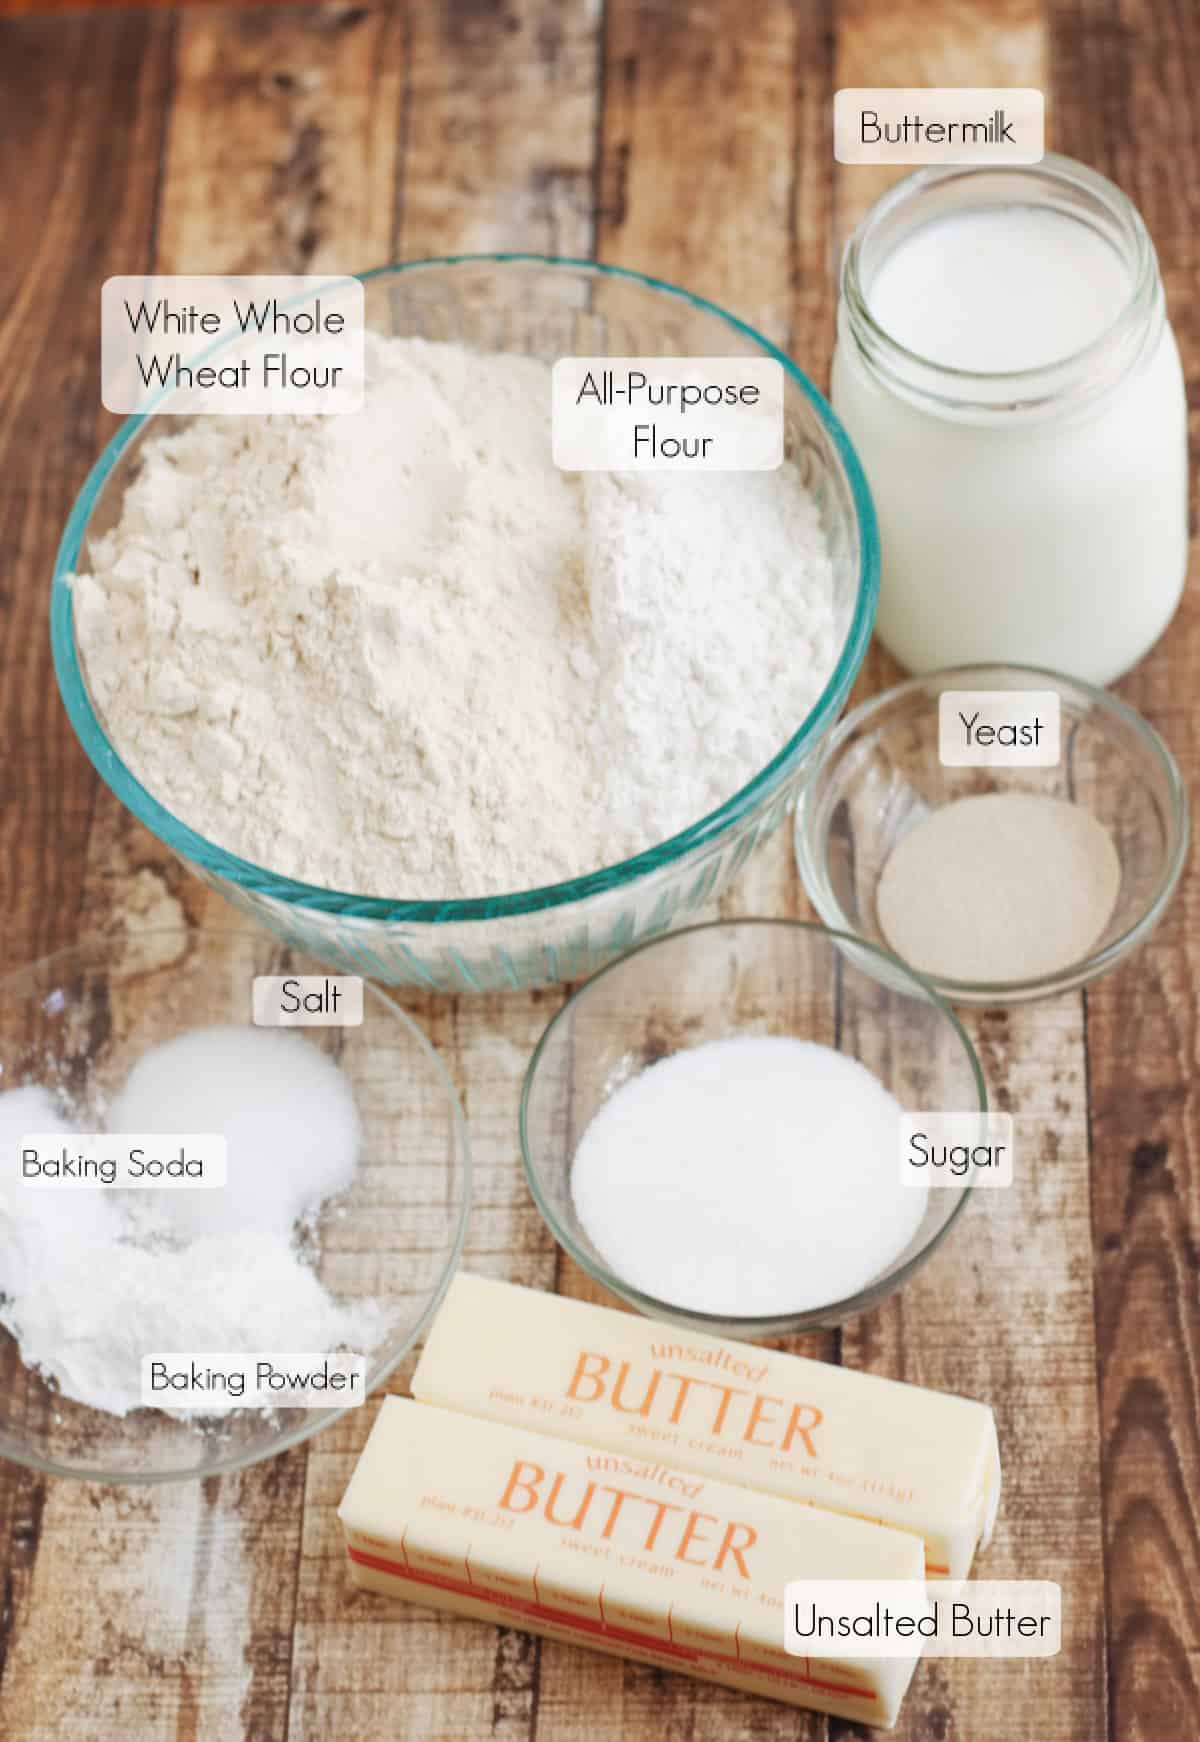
{"left": 72, "top": 336, "right": 836, "bottom": 898}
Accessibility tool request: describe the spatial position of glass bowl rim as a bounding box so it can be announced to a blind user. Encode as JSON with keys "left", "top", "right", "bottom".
{"left": 839, "top": 154, "right": 1159, "bottom": 395}
{"left": 795, "top": 660, "right": 1191, "bottom": 1002}
{"left": 0, "top": 927, "right": 473, "bottom": 1484}
{"left": 51, "top": 252, "right": 880, "bottom": 926}
{"left": 518, "top": 915, "right": 985, "bottom": 1334}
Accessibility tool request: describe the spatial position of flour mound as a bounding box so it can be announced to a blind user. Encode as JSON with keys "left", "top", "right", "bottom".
{"left": 72, "top": 336, "right": 836, "bottom": 898}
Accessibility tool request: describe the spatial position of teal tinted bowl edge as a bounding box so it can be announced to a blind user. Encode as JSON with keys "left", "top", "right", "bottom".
{"left": 50, "top": 254, "right": 880, "bottom": 925}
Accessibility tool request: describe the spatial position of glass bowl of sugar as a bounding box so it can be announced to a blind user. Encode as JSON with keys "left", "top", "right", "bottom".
{"left": 0, "top": 927, "right": 470, "bottom": 1482}
{"left": 794, "top": 663, "right": 1189, "bottom": 1006}
{"left": 519, "top": 918, "right": 984, "bottom": 1337}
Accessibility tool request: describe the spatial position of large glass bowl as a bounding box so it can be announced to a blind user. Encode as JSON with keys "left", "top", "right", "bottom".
{"left": 51, "top": 256, "right": 878, "bottom": 993}
{"left": 520, "top": 919, "right": 985, "bottom": 1338}
{"left": 0, "top": 928, "right": 470, "bottom": 1482}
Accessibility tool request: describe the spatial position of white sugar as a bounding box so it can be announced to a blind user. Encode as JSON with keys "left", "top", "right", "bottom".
{"left": 571, "top": 1035, "right": 926, "bottom": 1318}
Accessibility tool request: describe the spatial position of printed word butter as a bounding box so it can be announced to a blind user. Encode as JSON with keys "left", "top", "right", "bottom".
{"left": 340, "top": 1399, "right": 924, "bottom": 1727}
{"left": 412, "top": 1274, "right": 1001, "bottom": 1580}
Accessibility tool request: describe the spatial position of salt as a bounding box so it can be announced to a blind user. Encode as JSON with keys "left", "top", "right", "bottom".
{"left": 109, "top": 1025, "right": 360, "bottom": 1240}
{"left": 570, "top": 1035, "right": 926, "bottom": 1318}
{"left": 0, "top": 1029, "right": 383, "bottom": 1417}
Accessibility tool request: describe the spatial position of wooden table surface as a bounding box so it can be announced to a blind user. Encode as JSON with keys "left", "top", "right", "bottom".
{"left": 0, "top": 3, "right": 1196, "bottom": 1738}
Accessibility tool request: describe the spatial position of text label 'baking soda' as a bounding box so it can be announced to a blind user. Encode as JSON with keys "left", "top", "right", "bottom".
{"left": 899, "top": 1113, "right": 1015, "bottom": 1189}
{"left": 252, "top": 976, "right": 365, "bottom": 1027}
{"left": 142, "top": 1353, "right": 368, "bottom": 1409}
{"left": 101, "top": 275, "right": 365, "bottom": 416}
{"left": 834, "top": 89, "right": 1045, "bottom": 165}
{"left": 939, "top": 690, "right": 1061, "bottom": 767}
{"left": 784, "top": 1580, "right": 1061, "bottom": 1657}
{"left": 18, "top": 1133, "right": 227, "bottom": 1189}
{"left": 552, "top": 358, "right": 783, "bottom": 472}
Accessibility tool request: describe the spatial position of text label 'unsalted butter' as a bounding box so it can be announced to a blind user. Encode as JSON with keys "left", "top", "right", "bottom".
{"left": 552, "top": 358, "right": 783, "bottom": 471}
{"left": 785, "top": 1579, "right": 1061, "bottom": 1657}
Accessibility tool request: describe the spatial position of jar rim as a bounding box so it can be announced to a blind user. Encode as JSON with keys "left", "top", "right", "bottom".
{"left": 839, "top": 153, "right": 1163, "bottom": 416}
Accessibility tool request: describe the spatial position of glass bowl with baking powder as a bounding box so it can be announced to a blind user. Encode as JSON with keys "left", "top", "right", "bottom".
{"left": 51, "top": 257, "right": 878, "bottom": 993}
{"left": 795, "top": 664, "right": 1189, "bottom": 1006}
{"left": 520, "top": 919, "right": 984, "bottom": 1338}
{"left": 0, "top": 928, "right": 469, "bottom": 1482}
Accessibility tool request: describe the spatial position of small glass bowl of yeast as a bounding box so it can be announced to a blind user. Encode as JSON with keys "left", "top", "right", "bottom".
{"left": 0, "top": 927, "right": 470, "bottom": 1483}
{"left": 795, "top": 663, "right": 1188, "bottom": 1006}
{"left": 520, "top": 918, "right": 984, "bottom": 1337}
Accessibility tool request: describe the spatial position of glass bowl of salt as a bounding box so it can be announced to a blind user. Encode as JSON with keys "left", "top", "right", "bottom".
{"left": 520, "top": 918, "right": 984, "bottom": 1337}
{"left": 0, "top": 926, "right": 470, "bottom": 1482}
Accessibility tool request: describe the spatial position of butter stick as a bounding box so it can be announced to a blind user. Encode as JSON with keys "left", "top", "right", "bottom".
{"left": 412, "top": 1273, "right": 1001, "bottom": 1580}
{"left": 340, "top": 1396, "right": 924, "bottom": 1728}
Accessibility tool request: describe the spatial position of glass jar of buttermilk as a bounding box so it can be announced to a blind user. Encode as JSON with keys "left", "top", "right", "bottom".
{"left": 831, "top": 154, "right": 1188, "bottom": 685}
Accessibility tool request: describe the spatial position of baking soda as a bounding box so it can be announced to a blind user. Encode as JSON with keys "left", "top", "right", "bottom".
{"left": 570, "top": 1035, "right": 926, "bottom": 1317}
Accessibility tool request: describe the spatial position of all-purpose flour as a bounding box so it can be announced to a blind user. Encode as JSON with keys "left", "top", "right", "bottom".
{"left": 71, "top": 336, "right": 836, "bottom": 898}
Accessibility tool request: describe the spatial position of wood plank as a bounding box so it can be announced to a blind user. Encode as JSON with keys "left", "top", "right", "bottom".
{"left": 290, "top": 6, "right": 603, "bottom": 1739}
{"left": 829, "top": 7, "right": 1109, "bottom": 1742}
{"left": 0, "top": 10, "right": 406, "bottom": 1742}
{"left": 0, "top": 11, "right": 174, "bottom": 1733}
{"left": 1049, "top": 1, "right": 1200, "bottom": 1735}
{"left": 0, "top": 9, "right": 173, "bottom": 971}
{"left": 399, "top": 0, "right": 600, "bottom": 257}
{"left": 0, "top": 1, "right": 236, "bottom": 12}
{"left": 535, "top": 4, "right": 837, "bottom": 1735}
